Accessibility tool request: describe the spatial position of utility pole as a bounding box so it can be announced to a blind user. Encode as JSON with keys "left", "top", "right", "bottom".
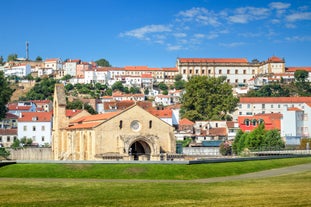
{"left": 26, "top": 41, "right": 29, "bottom": 60}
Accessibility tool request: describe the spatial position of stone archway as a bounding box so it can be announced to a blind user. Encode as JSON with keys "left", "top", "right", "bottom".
{"left": 129, "top": 140, "right": 151, "bottom": 160}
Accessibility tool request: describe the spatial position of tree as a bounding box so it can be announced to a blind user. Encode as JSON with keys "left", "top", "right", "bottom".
{"left": 66, "top": 100, "right": 97, "bottom": 115}
{"left": 294, "top": 70, "right": 308, "bottom": 83}
{"left": 0, "top": 71, "right": 13, "bottom": 120}
{"left": 11, "top": 138, "right": 21, "bottom": 149}
{"left": 35, "top": 56, "right": 43, "bottom": 61}
{"left": 144, "top": 88, "right": 149, "bottom": 95}
{"left": 263, "top": 129, "right": 285, "bottom": 150}
{"left": 0, "top": 147, "right": 10, "bottom": 159}
{"left": 158, "top": 82, "right": 168, "bottom": 91}
{"left": 61, "top": 74, "right": 72, "bottom": 81}
{"left": 95, "top": 58, "right": 111, "bottom": 67}
{"left": 174, "top": 74, "right": 186, "bottom": 90}
{"left": 7, "top": 54, "right": 18, "bottom": 62}
{"left": 112, "top": 81, "right": 124, "bottom": 92}
{"left": 181, "top": 76, "right": 238, "bottom": 121}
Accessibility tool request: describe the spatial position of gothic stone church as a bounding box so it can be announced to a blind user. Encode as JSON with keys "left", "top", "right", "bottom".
{"left": 52, "top": 84, "right": 176, "bottom": 161}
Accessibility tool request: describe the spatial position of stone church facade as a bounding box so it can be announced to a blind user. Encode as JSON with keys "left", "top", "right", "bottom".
{"left": 52, "top": 84, "right": 176, "bottom": 161}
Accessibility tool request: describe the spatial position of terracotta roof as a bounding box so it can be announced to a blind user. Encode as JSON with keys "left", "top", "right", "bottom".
{"left": 287, "top": 107, "right": 303, "bottom": 111}
{"left": 0, "top": 128, "right": 17, "bottom": 135}
{"left": 239, "top": 97, "right": 311, "bottom": 104}
{"left": 67, "top": 122, "right": 101, "bottom": 130}
{"left": 124, "top": 66, "right": 162, "bottom": 71}
{"left": 71, "top": 111, "right": 120, "bottom": 123}
{"left": 148, "top": 109, "right": 172, "bottom": 118}
{"left": 178, "top": 58, "right": 248, "bottom": 63}
{"left": 286, "top": 67, "right": 311, "bottom": 72}
{"left": 162, "top": 67, "right": 178, "bottom": 72}
{"left": 141, "top": 74, "right": 153, "bottom": 78}
{"left": 179, "top": 118, "right": 194, "bottom": 125}
{"left": 18, "top": 112, "right": 53, "bottom": 122}
{"left": 208, "top": 128, "right": 227, "bottom": 136}
{"left": 7, "top": 104, "right": 31, "bottom": 111}
{"left": 267, "top": 56, "right": 284, "bottom": 63}
{"left": 66, "top": 109, "right": 83, "bottom": 118}
{"left": 226, "top": 121, "right": 237, "bottom": 128}
{"left": 5, "top": 112, "right": 19, "bottom": 119}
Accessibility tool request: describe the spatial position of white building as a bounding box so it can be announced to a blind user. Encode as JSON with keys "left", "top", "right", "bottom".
{"left": 17, "top": 112, "right": 53, "bottom": 146}
{"left": 63, "top": 59, "right": 80, "bottom": 77}
{"left": 4, "top": 64, "right": 31, "bottom": 77}
{"left": 237, "top": 97, "right": 311, "bottom": 117}
{"left": 281, "top": 104, "right": 311, "bottom": 145}
{"left": 154, "top": 94, "right": 171, "bottom": 106}
{"left": 84, "top": 68, "right": 108, "bottom": 84}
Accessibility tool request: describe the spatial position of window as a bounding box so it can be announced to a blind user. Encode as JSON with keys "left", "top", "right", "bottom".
{"left": 7, "top": 136, "right": 10, "bottom": 142}
{"left": 271, "top": 104, "right": 273, "bottom": 108}
{"left": 14, "top": 136, "right": 17, "bottom": 141}
{"left": 42, "top": 136, "right": 45, "bottom": 142}
{"left": 202, "top": 70, "right": 205, "bottom": 74}
{"left": 149, "top": 120, "right": 152, "bottom": 129}
{"left": 235, "top": 70, "right": 238, "bottom": 74}
{"left": 23, "top": 126, "right": 27, "bottom": 131}
{"left": 119, "top": 120, "right": 123, "bottom": 129}
{"left": 183, "top": 70, "right": 186, "bottom": 74}
{"left": 243, "top": 70, "right": 246, "bottom": 74}
{"left": 208, "top": 70, "right": 211, "bottom": 74}
{"left": 262, "top": 104, "right": 265, "bottom": 109}
{"left": 41, "top": 126, "right": 45, "bottom": 131}
{"left": 33, "top": 126, "right": 36, "bottom": 131}
{"left": 219, "top": 70, "right": 222, "bottom": 74}
{"left": 0, "top": 136, "right": 2, "bottom": 142}
{"left": 227, "top": 69, "right": 230, "bottom": 74}
{"left": 195, "top": 70, "right": 199, "bottom": 74}
{"left": 247, "top": 104, "right": 250, "bottom": 109}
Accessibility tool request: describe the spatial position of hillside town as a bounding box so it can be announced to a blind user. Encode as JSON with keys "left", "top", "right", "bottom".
{"left": 1, "top": 55, "right": 311, "bottom": 160}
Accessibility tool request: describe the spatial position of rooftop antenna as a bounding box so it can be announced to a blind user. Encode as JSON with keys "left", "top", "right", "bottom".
{"left": 26, "top": 41, "right": 29, "bottom": 60}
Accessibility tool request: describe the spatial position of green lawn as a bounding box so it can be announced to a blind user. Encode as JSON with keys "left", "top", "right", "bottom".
{"left": 0, "top": 157, "right": 310, "bottom": 207}
{"left": 0, "top": 157, "right": 311, "bottom": 180}
{"left": 0, "top": 172, "right": 310, "bottom": 207}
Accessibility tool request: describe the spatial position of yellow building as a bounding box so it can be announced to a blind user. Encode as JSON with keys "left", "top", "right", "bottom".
{"left": 52, "top": 84, "right": 176, "bottom": 161}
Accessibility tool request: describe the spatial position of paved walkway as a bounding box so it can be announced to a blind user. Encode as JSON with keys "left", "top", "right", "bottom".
{"left": 1, "top": 163, "right": 311, "bottom": 183}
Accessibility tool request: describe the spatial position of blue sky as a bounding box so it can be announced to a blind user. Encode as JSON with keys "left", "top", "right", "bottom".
{"left": 1, "top": 0, "right": 311, "bottom": 67}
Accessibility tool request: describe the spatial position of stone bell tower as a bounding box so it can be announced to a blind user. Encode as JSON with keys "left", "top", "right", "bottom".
{"left": 52, "top": 84, "right": 67, "bottom": 159}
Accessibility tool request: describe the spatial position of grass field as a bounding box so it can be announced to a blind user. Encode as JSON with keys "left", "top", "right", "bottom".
{"left": 0, "top": 157, "right": 311, "bottom": 206}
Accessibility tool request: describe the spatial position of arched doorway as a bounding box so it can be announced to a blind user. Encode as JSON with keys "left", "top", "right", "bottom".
{"left": 129, "top": 140, "right": 151, "bottom": 160}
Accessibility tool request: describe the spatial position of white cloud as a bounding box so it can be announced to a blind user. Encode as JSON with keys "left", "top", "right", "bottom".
{"left": 173, "top": 33, "right": 187, "bottom": 38}
{"left": 286, "top": 12, "right": 311, "bottom": 22}
{"left": 228, "top": 7, "right": 270, "bottom": 24}
{"left": 269, "top": 2, "right": 291, "bottom": 10}
{"left": 285, "top": 35, "right": 311, "bottom": 41}
{"left": 166, "top": 44, "right": 183, "bottom": 51}
{"left": 120, "top": 24, "right": 171, "bottom": 40}
{"left": 176, "top": 7, "right": 220, "bottom": 26}
{"left": 219, "top": 42, "right": 245, "bottom": 47}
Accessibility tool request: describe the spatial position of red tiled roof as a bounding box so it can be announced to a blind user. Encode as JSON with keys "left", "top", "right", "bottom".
{"left": 286, "top": 67, "right": 311, "bottom": 72}
{"left": 240, "top": 97, "right": 311, "bottom": 104}
{"left": 141, "top": 74, "right": 153, "bottom": 78}
{"left": 5, "top": 112, "right": 19, "bottom": 119}
{"left": 66, "top": 109, "right": 83, "bottom": 118}
{"left": 67, "top": 122, "right": 101, "bottom": 130}
{"left": 148, "top": 109, "right": 172, "bottom": 118}
{"left": 71, "top": 111, "right": 120, "bottom": 123}
{"left": 287, "top": 107, "right": 303, "bottom": 111}
{"left": 18, "top": 112, "right": 53, "bottom": 122}
{"left": 0, "top": 128, "right": 17, "bottom": 135}
{"left": 208, "top": 128, "right": 227, "bottom": 136}
{"left": 179, "top": 118, "right": 194, "bottom": 125}
{"left": 178, "top": 58, "right": 248, "bottom": 63}
{"left": 124, "top": 66, "right": 162, "bottom": 71}
{"left": 267, "top": 56, "right": 284, "bottom": 63}
{"left": 7, "top": 104, "right": 31, "bottom": 111}
{"left": 226, "top": 121, "right": 237, "bottom": 128}
{"left": 162, "top": 67, "right": 178, "bottom": 72}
